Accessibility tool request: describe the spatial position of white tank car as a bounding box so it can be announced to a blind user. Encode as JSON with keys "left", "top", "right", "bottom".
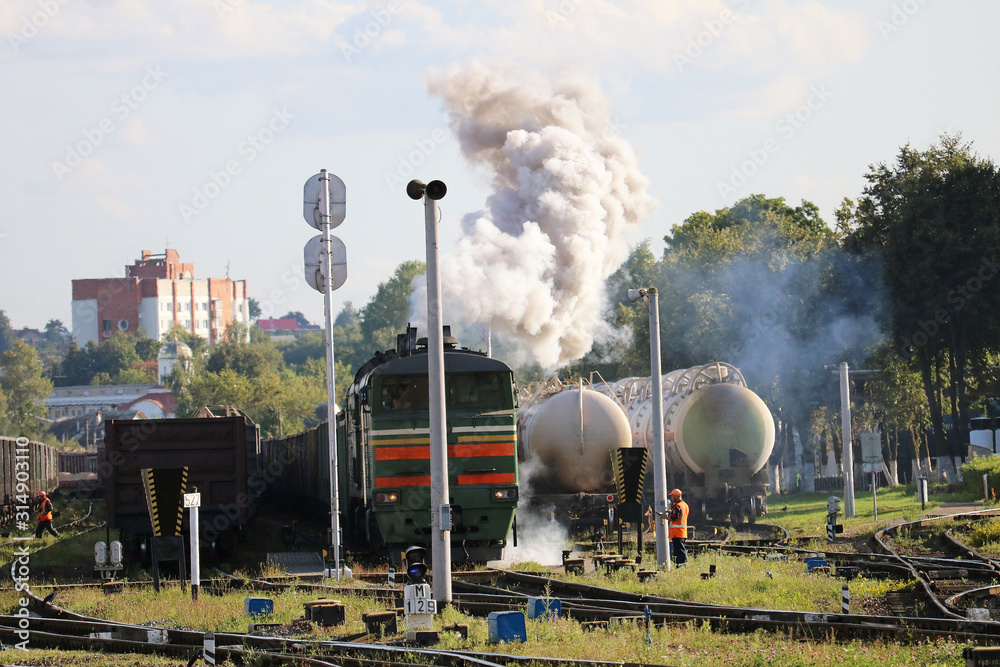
{"left": 517, "top": 380, "right": 633, "bottom": 492}
{"left": 625, "top": 362, "right": 774, "bottom": 487}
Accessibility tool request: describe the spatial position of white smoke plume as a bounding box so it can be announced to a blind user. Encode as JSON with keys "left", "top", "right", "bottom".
{"left": 411, "top": 61, "right": 657, "bottom": 368}
{"left": 490, "top": 457, "right": 569, "bottom": 568}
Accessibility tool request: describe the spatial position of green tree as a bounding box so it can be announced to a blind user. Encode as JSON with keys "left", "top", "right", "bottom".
{"left": 0, "top": 310, "right": 13, "bottom": 354}
{"left": 0, "top": 339, "right": 53, "bottom": 438}
{"left": 334, "top": 301, "right": 361, "bottom": 328}
{"left": 277, "top": 330, "right": 326, "bottom": 367}
{"left": 843, "top": 134, "right": 1000, "bottom": 459}
{"left": 248, "top": 298, "right": 261, "bottom": 319}
{"left": 55, "top": 330, "right": 159, "bottom": 386}
{"left": 280, "top": 311, "right": 312, "bottom": 328}
{"left": 862, "top": 342, "right": 933, "bottom": 477}
{"left": 656, "top": 195, "right": 870, "bottom": 475}
{"left": 43, "top": 319, "right": 68, "bottom": 344}
{"left": 361, "top": 260, "right": 425, "bottom": 353}
{"left": 205, "top": 325, "right": 283, "bottom": 378}
{"left": 166, "top": 323, "right": 331, "bottom": 436}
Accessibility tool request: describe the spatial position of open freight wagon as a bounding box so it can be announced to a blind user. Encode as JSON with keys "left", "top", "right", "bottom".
{"left": 104, "top": 415, "right": 261, "bottom": 560}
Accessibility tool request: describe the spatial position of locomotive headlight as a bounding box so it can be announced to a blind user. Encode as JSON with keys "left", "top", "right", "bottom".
{"left": 374, "top": 491, "right": 399, "bottom": 504}
{"left": 491, "top": 486, "right": 518, "bottom": 502}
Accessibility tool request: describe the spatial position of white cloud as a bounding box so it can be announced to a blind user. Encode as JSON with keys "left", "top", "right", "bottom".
{"left": 6, "top": 0, "right": 360, "bottom": 61}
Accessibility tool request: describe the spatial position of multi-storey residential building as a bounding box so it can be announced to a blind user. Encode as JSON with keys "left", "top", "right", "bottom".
{"left": 71, "top": 249, "right": 249, "bottom": 346}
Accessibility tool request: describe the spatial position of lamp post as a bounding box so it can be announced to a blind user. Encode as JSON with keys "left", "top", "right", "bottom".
{"left": 839, "top": 362, "right": 856, "bottom": 518}
{"left": 407, "top": 178, "right": 451, "bottom": 605}
{"left": 628, "top": 287, "right": 669, "bottom": 567}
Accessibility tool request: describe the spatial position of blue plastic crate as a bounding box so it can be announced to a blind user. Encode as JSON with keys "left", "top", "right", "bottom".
{"left": 804, "top": 557, "right": 828, "bottom": 571}
{"left": 488, "top": 611, "right": 526, "bottom": 643}
{"left": 526, "top": 597, "right": 561, "bottom": 619}
{"left": 244, "top": 597, "right": 274, "bottom": 618}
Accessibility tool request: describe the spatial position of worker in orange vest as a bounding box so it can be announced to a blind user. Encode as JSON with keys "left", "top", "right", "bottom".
{"left": 668, "top": 489, "right": 689, "bottom": 565}
{"left": 35, "top": 491, "right": 59, "bottom": 538}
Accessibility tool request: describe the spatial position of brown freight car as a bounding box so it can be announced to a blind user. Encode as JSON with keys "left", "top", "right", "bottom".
{"left": 1, "top": 436, "right": 59, "bottom": 524}
{"left": 104, "top": 416, "right": 261, "bottom": 554}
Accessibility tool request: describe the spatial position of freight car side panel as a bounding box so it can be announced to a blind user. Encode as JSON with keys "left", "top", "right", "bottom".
{"left": 105, "top": 417, "right": 259, "bottom": 534}
{"left": 1, "top": 437, "right": 59, "bottom": 524}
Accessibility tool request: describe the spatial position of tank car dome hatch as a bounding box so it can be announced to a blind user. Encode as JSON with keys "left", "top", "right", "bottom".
{"left": 672, "top": 383, "right": 775, "bottom": 476}
{"left": 522, "top": 387, "right": 632, "bottom": 492}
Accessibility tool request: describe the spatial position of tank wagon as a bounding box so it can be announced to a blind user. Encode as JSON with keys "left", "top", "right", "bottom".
{"left": 517, "top": 362, "right": 774, "bottom": 525}
{"left": 617, "top": 362, "right": 774, "bottom": 523}
{"left": 104, "top": 415, "right": 261, "bottom": 557}
{"left": 262, "top": 326, "right": 519, "bottom": 564}
{"left": 1, "top": 436, "right": 59, "bottom": 524}
{"left": 515, "top": 378, "right": 633, "bottom": 525}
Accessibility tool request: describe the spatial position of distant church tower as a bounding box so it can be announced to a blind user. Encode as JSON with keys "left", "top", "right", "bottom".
{"left": 157, "top": 340, "right": 193, "bottom": 383}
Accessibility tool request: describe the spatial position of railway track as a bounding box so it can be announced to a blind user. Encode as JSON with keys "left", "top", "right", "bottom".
{"left": 1, "top": 588, "right": 674, "bottom": 667}
{"left": 9, "top": 510, "right": 1000, "bottom": 663}
{"left": 873, "top": 509, "right": 1000, "bottom": 619}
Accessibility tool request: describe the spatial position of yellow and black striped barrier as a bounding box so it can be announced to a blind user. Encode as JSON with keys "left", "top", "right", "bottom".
{"left": 140, "top": 467, "right": 189, "bottom": 537}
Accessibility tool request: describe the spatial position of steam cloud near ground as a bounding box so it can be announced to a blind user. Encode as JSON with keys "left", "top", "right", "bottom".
{"left": 410, "top": 61, "right": 656, "bottom": 368}
{"left": 490, "top": 457, "right": 569, "bottom": 568}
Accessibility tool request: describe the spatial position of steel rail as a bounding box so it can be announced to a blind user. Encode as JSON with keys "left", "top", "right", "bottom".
{"left": 867, "top": 510, "right": 1000, "bottom": 619}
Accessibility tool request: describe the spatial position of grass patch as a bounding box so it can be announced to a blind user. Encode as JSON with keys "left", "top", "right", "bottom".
{"left": 766, "top": 485, "right": 947, "bottom": 540}
{"left": 0, "top": 581, "right": 969, "bottom": 667}
{"left": 0, "top": 648, "right": 192, "bottom": 666}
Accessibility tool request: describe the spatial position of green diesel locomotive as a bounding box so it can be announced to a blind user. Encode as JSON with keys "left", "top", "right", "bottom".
{"left": 263, "top": 326, "right": 519, "bottom": 564}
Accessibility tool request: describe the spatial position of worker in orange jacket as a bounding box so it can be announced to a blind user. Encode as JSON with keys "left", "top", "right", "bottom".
{"left": 667, "top": 489, "right": 689, "bottom": 565}
{"left": 35, "top": 491, "right": 59, "bottom": 538}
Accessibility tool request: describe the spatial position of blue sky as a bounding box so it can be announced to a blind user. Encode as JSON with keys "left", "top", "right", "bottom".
{"left": 2, "top": 0, "right": 998, "bottom": 360}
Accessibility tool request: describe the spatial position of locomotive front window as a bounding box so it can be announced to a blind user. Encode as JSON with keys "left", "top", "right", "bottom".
{"left": 447, "top": 372, "right": 512, "bottom": 410}
{"left": 379, "top": 376, "right": 429, "bottom": 411}
{"left": 378, "top": 372, "right": 513, "bottom": 411}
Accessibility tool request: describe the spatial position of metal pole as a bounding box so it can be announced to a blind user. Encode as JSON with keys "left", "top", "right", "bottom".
{"left": 319, "top": 169, "right": 341, "bottom": 580}
{"left": 189, "top": 487, "right": 199, "bottom": 601}
{"left": 648, "top": 288, "right": 669, "bottom": 568}
{"left": 424, "top": 191, "right": 452, "bottom": 605}
{"left": 839, "top": 362, "right": 856, "bottom": 518}
{"left": 872, "top": 472, "right": 877, "bottom": 522}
